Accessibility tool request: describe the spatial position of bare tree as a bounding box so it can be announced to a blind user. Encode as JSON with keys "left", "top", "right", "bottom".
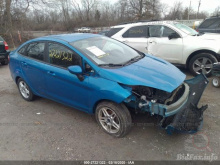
{"left": 196, "top": 0, "right": 201, "bottom": 19}
{"left": 5, "top": 0, "right": 12, "bottom": 32}
{"left": 81, "top": 0, "right": 97, "bottom": 21}
{"left": 165, "top": 1, "right": 183, "bottom": 20}
{"left": 145, "top": 0, "right": 161, "bottom": 19}
{"left": 159, "top": 3, "right": 169, "bottom": 18}
{"left": 71, "top": 0, "right": 83, "bottom": 22}
{"left": 212, "top": 6, "right": 220, "bottom": 16}
{"left": 129, "top": 0, "right": 144, "bottom": 20}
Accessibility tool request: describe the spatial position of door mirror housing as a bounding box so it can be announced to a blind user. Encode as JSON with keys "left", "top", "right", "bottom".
{"left": 168, "top": 33, "right": 180, "bottom": 40}
{"left": 68, "top": 65, "right": 82, "bottom": 74}
{"left": 68, "top": 66, "right": 84, "bottom": 81}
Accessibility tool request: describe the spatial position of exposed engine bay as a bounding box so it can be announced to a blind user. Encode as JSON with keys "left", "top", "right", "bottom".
{"left": 123, "top": 74, "right": 209, "bottom": 134}
{"left": 132, "top": 84, "right": 185, "bottom": 105}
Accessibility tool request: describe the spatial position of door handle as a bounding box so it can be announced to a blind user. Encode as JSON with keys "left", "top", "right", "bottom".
{"left": 47, "top": 71, "right": 56, "bottom": 76}
{"left": 149, "top": 41, "right": 157, "bottom": 44}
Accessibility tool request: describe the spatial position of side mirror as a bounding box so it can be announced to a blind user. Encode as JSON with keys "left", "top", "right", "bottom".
{"left": 168, "top": 33, "right": 180, "bottom": 40}
{"left": 68, "top": 65, "right": 84, "bottom": 81}
{"left": 68, "top": 65, "right": 82, "bottom": 74}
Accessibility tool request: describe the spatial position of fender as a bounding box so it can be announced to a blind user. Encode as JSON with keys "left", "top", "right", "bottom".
{"left": 87, "top": 77, "right": 132, "bottom": 114}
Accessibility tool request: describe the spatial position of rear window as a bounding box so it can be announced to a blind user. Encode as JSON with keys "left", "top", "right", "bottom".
{"left": 106, "top": 28, "right": 123, "bottom": 37}
{"left": 199, "top": 18, "right": 220, "bottom": 28}
{"left": 122, "top": 26, "right": 148, "bottom": 38}
{"left": 18, "top": 45, "right": 27, "bottom": 55}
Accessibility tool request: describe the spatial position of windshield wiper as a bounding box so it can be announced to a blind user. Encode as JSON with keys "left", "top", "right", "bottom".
{"left": 98, "top": 63, "right": 124, "bottom": 67}
{"left": 123, "top": 55, "right": 144, "bottom": 65}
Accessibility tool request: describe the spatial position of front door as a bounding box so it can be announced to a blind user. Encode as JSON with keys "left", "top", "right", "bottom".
{"left": 147, "top": 25, "right": 183, "bottom": 64}
{"left": 44, "top": 42, "right": 90, "bottom": 112}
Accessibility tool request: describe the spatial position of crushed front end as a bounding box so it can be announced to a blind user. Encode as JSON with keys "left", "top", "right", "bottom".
{"left": 123, "top": 74, "right": 209, "bottom": 134}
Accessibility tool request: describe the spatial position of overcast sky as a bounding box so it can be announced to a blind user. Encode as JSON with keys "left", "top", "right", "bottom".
{"left": 110, "top": 0, "right": 219, "bottom": 14}
{"left": 160, "top": 0, "right": 219, "bottom": 14}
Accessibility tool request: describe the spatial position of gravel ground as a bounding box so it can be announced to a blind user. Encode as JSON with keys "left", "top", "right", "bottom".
{"left": 0, "top": 64, "right": 219, "bottom": 161}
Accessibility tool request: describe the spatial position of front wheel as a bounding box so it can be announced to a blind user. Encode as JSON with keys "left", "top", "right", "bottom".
{"left": 189, "top": 53, "right": 217, "bottom": 77}
{"left": 95, "top": 101, "right": 132, "bottom": 138}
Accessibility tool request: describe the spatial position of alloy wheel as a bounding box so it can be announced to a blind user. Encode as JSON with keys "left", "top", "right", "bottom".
{"left": 19, "top": 81, "right": 30, "bottom": 99}
{"left": 98, "top": 107, "right": 121, "bottom": 134}
{"left": 192, "top": 57, "right": 213, "bottom": 75}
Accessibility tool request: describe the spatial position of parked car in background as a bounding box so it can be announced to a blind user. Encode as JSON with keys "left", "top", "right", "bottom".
{"left": 0, "top": 36, "right": 9, "bottom": 65}
{"left": 197, "top": 16, "right": 220, "bottom": 33}
{"left": 9, "top": 33, "right": 208, "bottom": 137}
{"left": 77, "top": 27, "right": 91, "bottom": 33}
{"left": 109, "top": 21, "right": 220, "bottom": 77}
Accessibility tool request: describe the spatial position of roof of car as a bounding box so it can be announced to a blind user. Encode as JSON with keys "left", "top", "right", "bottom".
{"left": 37, "top": 33, "right": 98, "bottom": 43}
{"left": 112, "top": 21, "right": 178, "bottom": 28}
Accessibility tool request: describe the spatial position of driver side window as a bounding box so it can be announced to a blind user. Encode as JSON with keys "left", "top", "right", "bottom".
{"left": 48, "top": 42, "right": 81, "bottom": 68}
{"left": 149, "top": 25, "right": 178, "bottom": 38}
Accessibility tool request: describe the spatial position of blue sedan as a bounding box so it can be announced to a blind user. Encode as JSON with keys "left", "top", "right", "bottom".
{"left": 9, "top": 33, "right": 208, "bottom": 137}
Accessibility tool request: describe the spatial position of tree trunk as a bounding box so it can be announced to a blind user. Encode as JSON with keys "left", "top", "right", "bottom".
{"left": 5, "top": 0, "right": 12, "bottom": 32}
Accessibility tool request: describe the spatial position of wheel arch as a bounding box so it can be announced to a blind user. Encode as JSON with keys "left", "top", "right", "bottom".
{"left": 15, "top": 76, "right": 21, "bottom": 84}
{"left": 92, "top": 99, "right": 119, "bottom": 114}
{"left": 92, "top": 97, "right": 131, "bottom": 114}
{"left": 186, "top": 49, "right": 217, "bottom": 68}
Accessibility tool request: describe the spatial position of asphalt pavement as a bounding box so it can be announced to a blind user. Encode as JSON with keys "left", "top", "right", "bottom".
{"left": 0, "top": 64, "right": 219, "bottom": 161}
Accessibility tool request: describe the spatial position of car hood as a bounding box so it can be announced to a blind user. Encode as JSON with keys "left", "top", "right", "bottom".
{"left": 98, "top": 55, "right": 186, "bottom": 93}
{"left": 197, "top": 33, "right": 220, "bottom": 40}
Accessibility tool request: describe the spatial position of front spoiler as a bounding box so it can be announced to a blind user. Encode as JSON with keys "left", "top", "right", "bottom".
{"left": 160, "top": 74, "right": 209, "bottom": 134}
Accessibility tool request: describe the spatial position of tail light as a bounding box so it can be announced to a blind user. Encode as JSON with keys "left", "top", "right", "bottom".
{"left": 4, "top": 41, "right": 9, "bottom": 50}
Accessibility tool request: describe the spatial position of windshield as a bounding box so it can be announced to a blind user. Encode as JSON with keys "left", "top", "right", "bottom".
{"left": 173, "top": 23, "right": 198, "bottom": 36}
{"left": 71, "top": 36, "right": 143, "bottom": 66}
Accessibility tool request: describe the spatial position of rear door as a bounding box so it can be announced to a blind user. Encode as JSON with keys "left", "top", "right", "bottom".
{"left": 44, "top": 42, "right": 90, "bottom": 111}
{"left": 19, "top": 41, "right": 47, "bottom": 96}
{"left": 147, "top": 25, "right": 183, "bottom": 63}
{"left": 121, "top": 25, "right": 148, "bottom": 53}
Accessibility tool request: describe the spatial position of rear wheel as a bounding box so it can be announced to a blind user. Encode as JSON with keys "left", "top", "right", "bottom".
{"left": 95, "top": 101, "right": 132, "bottom": 138}
{"left": 17, "top": 78, "right": 34, "bottom": 101}
{"left": 189, "top": 53, "right": 217, "bottom": 77}
{"left": 212, "top": 77, "right": 220, "bottom": 88}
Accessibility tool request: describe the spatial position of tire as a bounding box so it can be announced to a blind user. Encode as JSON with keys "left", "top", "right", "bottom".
{"left": 17, "top": 78, "right": 34, "bottom": 101}
{"left": 95, "top": 101, "right": 132, "bottom": 138}
{"left": 212, "top": 77, "right": 220, "bottom": 88}
{"left": 189, "top": 53, "right": 218, "bottom": 77}
{"left": 1, "top": 60, "right": 8, "bottom": 65}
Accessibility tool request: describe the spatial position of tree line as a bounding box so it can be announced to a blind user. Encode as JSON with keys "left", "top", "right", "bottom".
{"left": 0, "top": 0, "right": 219, "bottom": 46}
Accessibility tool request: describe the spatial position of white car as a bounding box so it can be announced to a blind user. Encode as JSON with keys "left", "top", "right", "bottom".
{"left": 78, "top": 27, "right": 91, "bottom": 33}
{"left": 109, "top": 21, "right": 220, "bottom": 76}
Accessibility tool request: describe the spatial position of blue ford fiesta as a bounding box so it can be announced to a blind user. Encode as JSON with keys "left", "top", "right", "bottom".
{"left": 9, "top": 33, "right": 208, "bottom": 137}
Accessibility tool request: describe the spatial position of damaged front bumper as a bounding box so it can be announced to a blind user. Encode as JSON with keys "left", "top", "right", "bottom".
{"left": 125, "top": 74, "right": 209, "bottom": 134}
{"left": 161, "top": 74, "right": 209, "bottom": 134}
